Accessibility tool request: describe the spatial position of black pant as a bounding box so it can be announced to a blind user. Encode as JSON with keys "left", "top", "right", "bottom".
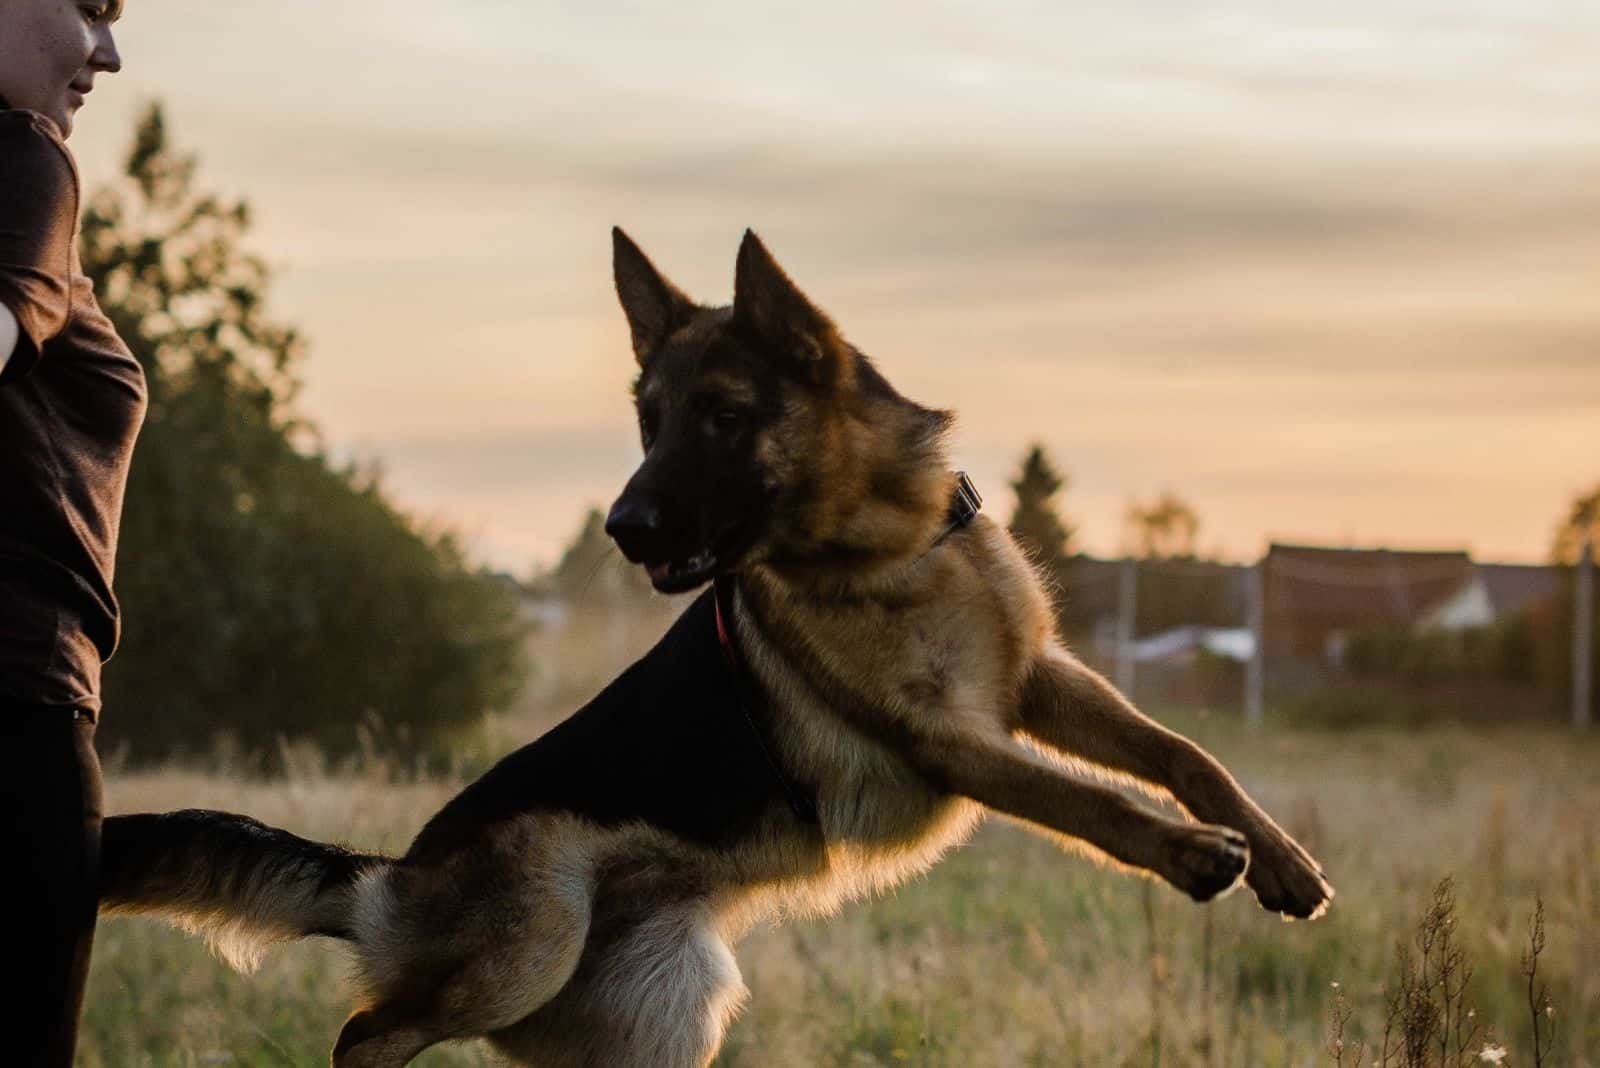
{"left": 0, "top": 703, "right": 102, "bottom": 1067}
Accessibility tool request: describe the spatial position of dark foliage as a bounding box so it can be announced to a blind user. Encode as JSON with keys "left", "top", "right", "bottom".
{"left": 1007, "top": 443, "right": 1074, "bottom": 570}
{"left": 88, "top": 105, "right": 529, "bottom": 763}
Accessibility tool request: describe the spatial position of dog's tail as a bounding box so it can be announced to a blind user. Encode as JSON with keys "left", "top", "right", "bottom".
{"left": 99, "top": 810, "right": 391, "bottom": 973}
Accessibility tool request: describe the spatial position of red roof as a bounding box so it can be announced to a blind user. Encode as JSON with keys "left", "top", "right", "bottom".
{"left": 1476, "top": 563, "right": 1561, "bottom": 617}
{"left": 1262, "top": 543, "right": 1474, "bottom": 658}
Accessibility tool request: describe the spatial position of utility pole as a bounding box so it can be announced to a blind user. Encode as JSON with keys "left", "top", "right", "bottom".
{"left": 1246, "top": 560, "right": 1265, "bottom": 729}
{"left": 1116, "top": 557, "right": 1137, "bottom": 697}
{"left": 1577, "top": 533, "right": 1594, "bottom": 728}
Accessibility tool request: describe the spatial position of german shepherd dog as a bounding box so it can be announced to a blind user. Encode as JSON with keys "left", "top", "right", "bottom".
{"left": 100, "top": 230, "right": 1332, "bottom": 1067}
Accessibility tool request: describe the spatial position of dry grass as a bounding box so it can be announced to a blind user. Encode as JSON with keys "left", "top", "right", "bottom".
{"left": 80, "top": 616, "right": 1600, "bottom": 1066}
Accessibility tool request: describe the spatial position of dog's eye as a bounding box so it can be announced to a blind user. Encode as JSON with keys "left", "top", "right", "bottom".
{"left": 711, "top": 409, "right": 742, "bottom": 433}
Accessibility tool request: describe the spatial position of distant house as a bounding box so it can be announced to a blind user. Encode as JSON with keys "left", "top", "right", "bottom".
{"left": 515, "top": 574, "right": 570, "bottom": 628}
{"left": 1419, "top": 563, "right": 1562, "bottom": 631}
{"left": 1132, "top": 625, "right": 1255, "bottom": 665}
{"left": 1261, "top": 544, "right": 1475, "bottom": 662}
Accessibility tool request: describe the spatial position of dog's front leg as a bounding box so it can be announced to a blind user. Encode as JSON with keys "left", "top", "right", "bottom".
{"left": 1016, "top": 645, "right": 1333, "bottom": 919}
{"left": 905, "top": 727, "right": 1246, "bottom": 903}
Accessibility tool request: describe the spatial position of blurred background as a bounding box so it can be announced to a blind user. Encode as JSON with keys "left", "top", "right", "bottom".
{"left": 73, "top": 1, "right": 1599, "bottom": 567}
{"left": 63, "top": 2, "right": 1598, "bottom": 1064}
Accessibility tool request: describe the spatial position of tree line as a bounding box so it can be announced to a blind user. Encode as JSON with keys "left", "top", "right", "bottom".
{"left": 1006, "top": 443, "right": 1238, "bottom": 641}
{"left": 89, "top": 106, "right": 528, "bottom": 764}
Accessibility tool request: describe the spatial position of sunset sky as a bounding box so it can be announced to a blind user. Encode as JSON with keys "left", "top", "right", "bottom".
{"left": 70, "top": 1, "right": 1600, "bottom": 571}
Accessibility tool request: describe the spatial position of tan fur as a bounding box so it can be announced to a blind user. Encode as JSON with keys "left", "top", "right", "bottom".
{"left": 101, "top": 838, "right": 372, "bottom": 976}
{"left": 110, "top": 231, "right": 1330, "bottom": 1067}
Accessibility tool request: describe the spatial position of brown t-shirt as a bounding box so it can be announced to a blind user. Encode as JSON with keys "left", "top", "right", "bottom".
{"left": 0, "top": 109, "right": 147, "bottom": 715}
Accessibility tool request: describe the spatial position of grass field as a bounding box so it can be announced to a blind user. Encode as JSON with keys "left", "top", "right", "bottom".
{"left": 79, "top": 622, "right": 1599, "bottom": 1066}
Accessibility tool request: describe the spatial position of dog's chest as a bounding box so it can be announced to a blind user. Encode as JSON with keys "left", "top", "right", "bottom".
{"left": 766, "top": 686, "right": 984, "bottom": 905}
{"left": 761, "top": 642, "right": 984, "bottom": 857}
{"left": 790, "top": 588, "right": 1027, "bottom": 734}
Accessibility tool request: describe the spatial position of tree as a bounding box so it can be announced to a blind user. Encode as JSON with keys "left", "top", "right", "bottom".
{"left": 545, "top": 506, "right": 653, "bottom": 607}
{"left": 1550, "top": 482, "right": 1599, "bottom": 564}
{"left": 1120, "top": 492, "right": 1234, "bottom": 636}
{"left": 1008, "top": 444, "right": 1075, "bottom": 570}
{"left": 1123, "top": 491, "right": 1201, "bottom": 560}
{"left": 1539, "top": 482, "right": 1599, "bottom": 713}
{"left": 86, "top": 105, "right": 530, "bottom": 763}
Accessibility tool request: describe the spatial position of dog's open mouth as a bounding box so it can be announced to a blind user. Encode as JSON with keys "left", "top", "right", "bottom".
{"left": 644, "top": 550, "right": 719, "bottom": 594}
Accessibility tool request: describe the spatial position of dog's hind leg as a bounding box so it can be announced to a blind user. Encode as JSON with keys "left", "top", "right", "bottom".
{"left": 492, "top": 901, "right": 748, "bottom": 1068}
{"left": 1017, "top": 644, "right": 1333, "bottom": 918}
{"left": 592, "top": 905, "right": 748, "bottom": 1068}
{"left": 334, "top": 917, "right": 594, "bottom": 1068}
{"left": 334, "top": 903, "right": 593, "bottom": 1068}
{"left": 332, "top": 1002, "right": 443, "bottom": 1068}
{"left": 336, "top": 824, "right": 598, "bottom": 1067}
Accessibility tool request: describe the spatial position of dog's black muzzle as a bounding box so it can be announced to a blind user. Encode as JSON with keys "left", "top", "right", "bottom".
{"left": 605, "top": 494, "right": 671, "bottom": 564}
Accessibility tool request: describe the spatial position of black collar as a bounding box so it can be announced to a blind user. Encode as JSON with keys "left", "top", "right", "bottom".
{"left": 932, "top": 471, "right": 983, "bottom": 548}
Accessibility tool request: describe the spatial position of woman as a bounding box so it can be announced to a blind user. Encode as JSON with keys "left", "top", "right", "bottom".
{"left": 0, "top": 0, "right": 142, "bottom": 1062}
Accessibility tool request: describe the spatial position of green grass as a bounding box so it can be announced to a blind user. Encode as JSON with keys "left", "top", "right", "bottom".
{"left": 80, "top": 710, "right": 1600, "bottom": 1066}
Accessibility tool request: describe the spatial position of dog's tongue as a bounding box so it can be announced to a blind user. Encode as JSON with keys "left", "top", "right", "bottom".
{"left": 647, "top": 561, "right": 673, "bottom": 583}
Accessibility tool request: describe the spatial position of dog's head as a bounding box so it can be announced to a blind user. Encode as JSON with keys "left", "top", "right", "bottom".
{"left": 604, "top": 228, "right": 950, "bottom": 593}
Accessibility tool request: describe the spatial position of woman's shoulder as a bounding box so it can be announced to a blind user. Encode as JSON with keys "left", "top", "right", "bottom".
{"left": 0, "top": 109, "right": 78, "bottom": 190}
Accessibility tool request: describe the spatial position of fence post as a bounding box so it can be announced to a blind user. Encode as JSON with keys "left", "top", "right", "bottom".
{"left": 1116, "top": 557, "right": 1137, "bottom": 697}
{"left": 1246, "top": 561, "right": 1265, "bottom": 729}
{"left": 1577, "top": 534, "right": 1594, "bottom": 729}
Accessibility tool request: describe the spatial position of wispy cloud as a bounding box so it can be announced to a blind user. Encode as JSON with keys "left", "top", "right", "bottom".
{"left": 68, "top": 0, "right": 1600, "bottom": 567}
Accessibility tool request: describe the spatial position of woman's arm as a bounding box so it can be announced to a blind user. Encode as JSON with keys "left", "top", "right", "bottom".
{"left": 0, "top": 303, "right": 17, "bottom": 375}
{"left": 0, "top": 114, "right": 78, "bottom": 382}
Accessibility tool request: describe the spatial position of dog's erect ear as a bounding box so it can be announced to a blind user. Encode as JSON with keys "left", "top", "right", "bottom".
{"left": 613, "top": 227, "right": 697, "bottom": 364}
{"left": 733, "top": 230, "right": 848, "bottom": 382}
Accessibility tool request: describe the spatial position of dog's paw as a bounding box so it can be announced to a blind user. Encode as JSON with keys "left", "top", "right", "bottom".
{"left": 1162, "top": 823, "right": 1249, "bottom": 903}
{"left": 1244, "top": 824, "right": 1333, "bottom": 920}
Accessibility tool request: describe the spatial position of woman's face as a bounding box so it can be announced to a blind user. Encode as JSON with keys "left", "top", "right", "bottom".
{"left": 0, "top": 0, "right": 122, "bottom": 138}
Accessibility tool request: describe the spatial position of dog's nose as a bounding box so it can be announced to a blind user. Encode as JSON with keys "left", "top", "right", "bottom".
{"left": 605, "top": 497, "right": 666, "bottom": 562}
